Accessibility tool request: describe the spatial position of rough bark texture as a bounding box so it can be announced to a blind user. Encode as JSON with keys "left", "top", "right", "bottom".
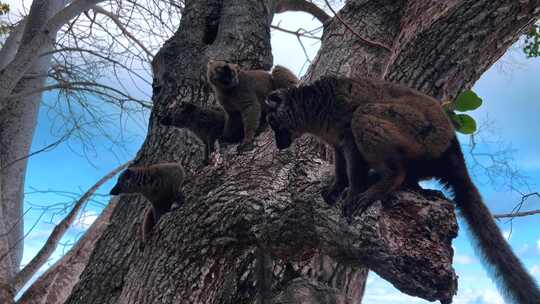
{"left": 64, "top": 0, "right": 540, "bottom": 303}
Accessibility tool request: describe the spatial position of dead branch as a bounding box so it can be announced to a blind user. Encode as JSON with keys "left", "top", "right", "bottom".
{"left": 11, "top": 161, "right": 131, "bottom": 291}
{"left": 16, "top": 198, "right": 120, "bottom": 304}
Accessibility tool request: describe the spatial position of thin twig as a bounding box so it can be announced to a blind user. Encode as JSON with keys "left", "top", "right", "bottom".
{"left": 494, "top": 209, "right": 540, "bottom": 219}
{"left": 91, "top": 5, "right": 154, "bottom": 59}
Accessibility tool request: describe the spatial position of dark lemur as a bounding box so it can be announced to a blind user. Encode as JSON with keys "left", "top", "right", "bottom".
{"left": 109, "top": 162, "right": 185, "bottom": 245}
{"left": 265, "top": 76, "right": 540, "bottom": 304}
{"left": 207, "top": 60, "right": 299, "bottom": 153}
{"left": 160, "top": 103, "right": 245, "bottom": 165}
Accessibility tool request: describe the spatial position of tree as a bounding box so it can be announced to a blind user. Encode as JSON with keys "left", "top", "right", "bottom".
{"left": 53, "top": 1, "right": 540, "bottom": 303}
{"left": 0, "top": 0, "right": 180, "bottom": 302}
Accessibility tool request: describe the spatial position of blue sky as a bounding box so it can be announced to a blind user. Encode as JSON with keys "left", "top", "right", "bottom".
{"left": 18, "top": 10, "right": 540, "bottom": 304}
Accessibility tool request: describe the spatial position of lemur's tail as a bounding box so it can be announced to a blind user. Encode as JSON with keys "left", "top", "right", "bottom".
{"left": 442, "top": 137, "right": 540, "bottom": 303}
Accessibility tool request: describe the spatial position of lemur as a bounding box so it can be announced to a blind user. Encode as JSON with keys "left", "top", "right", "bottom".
{"left": 265, "top": 76, "right": 540, "bottom": 304}
{"left": 207, "top": 60, "right": 299, "bottom": 153}
{"left": 109, "top": 162, "right": 185, "bottom": 245}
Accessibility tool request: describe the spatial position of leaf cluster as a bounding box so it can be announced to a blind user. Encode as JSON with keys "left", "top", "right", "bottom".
{"left": 523, "top": 25, "right": 540, "bottom": 58}
{"left": 443, "top": 90, "right": 483, "bottom": 134}
{"left": 0, "top": 2, "right": 10, "bottom": 35}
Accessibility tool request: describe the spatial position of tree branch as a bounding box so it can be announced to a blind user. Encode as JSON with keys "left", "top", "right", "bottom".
{"left": 0, "top": 18, "right": 27, "bottom": 70}
{"left": 16, "top": 197, "right": 120, "bottom": 304}
{"left": 494, "top": 209, "right": 540, "bottom": 219}
{"left": 3, "top": 81, "right": 151, "bottom": 108}
{"left": 275, "top": 0, "right": 330, "bottom": 24}
{"left": 90, "top": 6, "right": 154, "bottom": 59}
{"left": 11, "top": 161, "right": 131, "bottom": 291}
{"left": 0, "top": 0, "right": 106, "bottom": 110}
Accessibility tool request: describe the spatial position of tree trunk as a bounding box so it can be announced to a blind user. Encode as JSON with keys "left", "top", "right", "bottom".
{"left": 0, "top": 1, "right": 66, "bottom": 301}
{"left": 64, "top": 1, "right": 540, "bottom": 303}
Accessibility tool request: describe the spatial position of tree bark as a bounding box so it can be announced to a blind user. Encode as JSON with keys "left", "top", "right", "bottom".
{"left": 63, "top": 1, "right": 540, "bottom": 303}
{"left": 0, "top": 1, "right": 66, "bottom": 301}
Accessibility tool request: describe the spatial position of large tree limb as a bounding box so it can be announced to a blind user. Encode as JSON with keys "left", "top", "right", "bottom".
{"left": 0, "top": 19, "right": 27, "bottom": 70}
{"left": 110, "top": 150, "right": 457, "bottom": 303}
{"left": 275, "top": 0, "right": 330, "bottom": 24}
{"left": 385, "top": 0, "right": 540, "bottom": 99}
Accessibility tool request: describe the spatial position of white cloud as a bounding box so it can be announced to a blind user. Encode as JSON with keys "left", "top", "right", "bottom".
{"left": 452, "top": 288, "right": 504, "bottom": 304}
{"left": 502, "top": 230, "right": 511, "bottom": 240}
{"left": 531, "top": 265, "right": 540, "bottom": 277}
{"left": 75, "top": 211, "right": 98, "bottom": 229}
{"left": 455, "top": 254, "right": 475, "bottom": 265}
{"left": 470, "top": 289, "right": 504, "bottom": 304}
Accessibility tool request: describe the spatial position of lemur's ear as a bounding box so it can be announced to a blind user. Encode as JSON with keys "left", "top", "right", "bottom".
{"left": 266, "top": 91, "right": 282, "bottom": 108}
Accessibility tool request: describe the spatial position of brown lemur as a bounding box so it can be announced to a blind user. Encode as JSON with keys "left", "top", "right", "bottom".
{"left": 265, "top": 76, "right": 540, "bottom": 304}
{"left": 109, "top": 162, "right": 185, "bottom": 245}
{"left": 160, "top": 103, "right": 260, "bottom": 165}
{"left": 206, "top": 60, "right": 299, "bottom": 153}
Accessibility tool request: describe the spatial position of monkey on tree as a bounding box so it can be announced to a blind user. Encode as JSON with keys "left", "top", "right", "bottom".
{"left": 265, "top": 76, "right": 540, "bottom": 304}
{"left": 207, "top": 60, "right": 298, "bottom": 153}
{"left": 110, "top": 163, "right": 185, "bottom": 247}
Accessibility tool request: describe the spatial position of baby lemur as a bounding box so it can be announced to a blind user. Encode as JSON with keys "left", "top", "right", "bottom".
{"left": 160, "top": 103, "right": 266, "bottom": 165}
{"left": 265, "top": 76, "right": 540, "bottom": 304}
{"left": 109, "top": 162, "right": 185, "bottom": 245}
{"left": 207, "top": 60, "right": 299, "bottom": 153}
{"left": 160, "top": 103, "right": 243, "bottom": 165}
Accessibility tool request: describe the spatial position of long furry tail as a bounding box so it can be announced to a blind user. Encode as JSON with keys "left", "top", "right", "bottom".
{"left": 271, "top": 65, "right": 299, "bottom": 90}
{"left": 444, "top": 139, "right": 540, "bottom": 303}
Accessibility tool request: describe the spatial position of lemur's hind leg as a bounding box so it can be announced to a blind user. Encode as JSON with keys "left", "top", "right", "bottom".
{"left": 345, "top": 105, "right": 423, "bottom": 218}
{"left": 322, "top": 147, "right": 348, "bottom": 205}
{"left": 237, "top": 102, "right": 261, "bottom": 153}
{"left": 340, "top": 139, "right": 370, "bottom": 212}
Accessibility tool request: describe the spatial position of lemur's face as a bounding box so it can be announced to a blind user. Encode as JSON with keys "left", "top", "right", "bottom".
{"left": 110, "top": 168, "right": 138, "bottom": 195}
{"left": 265, "top": 90, "right": 300, "bottom": 150}
{"left": 159, "top": 103, "right": 197, "bottom": 127}
{"left": 207, "top": 60, "right": 239, "bottom": 89}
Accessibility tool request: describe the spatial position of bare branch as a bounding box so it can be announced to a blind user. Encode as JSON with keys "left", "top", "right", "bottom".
{"left": 0, "top": 0, "right": 106, "bottom": 109}
{"left": 16, "top": 198, "right": 120, "bottom": 304}
{"left": 91, "top": 6, "right": 154, "bottom": 59}
{"left": 270, "top": 24, "right": 321, "bottom": 40}
{"left": 11, "top": 161, "right": 131, "bottom": 291}
{"left": 275, "top": 0, "right": 330, "bottom": 24}
{"left": 494, "top": 209, "right": 540, "bottom": 219}
{"left": 3, "top": 81, "right": 151, "bottom": 107}
{"left": 0, "top": 131, "right": 72, "bottom": 173}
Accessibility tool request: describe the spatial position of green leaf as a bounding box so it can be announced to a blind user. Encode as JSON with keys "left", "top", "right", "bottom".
{"left": 455, "top": 90, "right": 482, "bottom": 112}
{"left": 451, "top": 113, "right": 477, "bottom": 134}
